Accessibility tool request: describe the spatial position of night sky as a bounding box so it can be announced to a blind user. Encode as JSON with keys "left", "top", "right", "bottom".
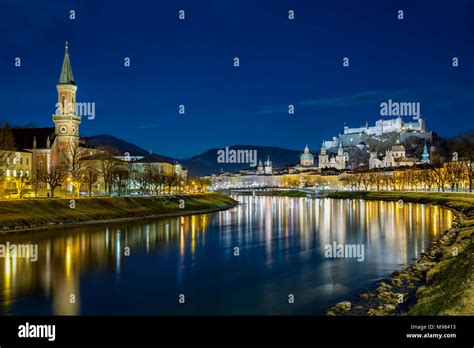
{"left": 0, "top": 0, "right": 473, "bottom": 158}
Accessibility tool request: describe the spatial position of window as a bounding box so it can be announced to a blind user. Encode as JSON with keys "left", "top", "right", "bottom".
{"left": 26, "top": 158, "right": 29, "bottom": 165}
{"left": 39, "top": 161, "right": 44, "bottom": 173}
{"left": 20, "top": 158, "right": 23, "bottom": 165}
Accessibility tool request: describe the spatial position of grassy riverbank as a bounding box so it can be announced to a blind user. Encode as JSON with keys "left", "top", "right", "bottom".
{"left": 325, "top": 191, "right": 474, "bottom": 316}
{"left": 0, "top": 193, "right": 237, "bottom": 233}
{"left": 264, "top": 190, "right": 310, "bottom": 197}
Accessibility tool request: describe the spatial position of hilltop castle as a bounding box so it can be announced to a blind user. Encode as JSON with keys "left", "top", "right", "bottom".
{"left": 323, "top": 116, "right": 432, "bottom": 150}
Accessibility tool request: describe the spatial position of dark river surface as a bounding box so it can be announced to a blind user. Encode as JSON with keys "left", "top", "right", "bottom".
{"left": 0, "top": 196, "right": 453, "bottom": 315}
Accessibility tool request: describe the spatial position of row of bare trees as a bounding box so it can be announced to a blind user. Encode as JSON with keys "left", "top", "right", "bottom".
{"left": 342, "top": 161, "right": 471, "bottom": 192}
{"left": 0, "top": 142, "right": 191, "bottom": 199}
{"left": 0, "top": 141, "right": 129, "bottom": 198}
{"left": 130, "top": 163, "right": 182, "bottom": 194}
{"left": 61, "top": 143, "right": 133, "bottom": 197}
{"left": 341, "top": 136, "right": 474, "bottom": 192}
{"left": 27, "top": 143, "right": 106, "bottom": 198}
{"left": 64, "top": 144, "right": 190, "bottom": 196}
{"left": 0, "top": 125, "right": 198, "bottom": 198}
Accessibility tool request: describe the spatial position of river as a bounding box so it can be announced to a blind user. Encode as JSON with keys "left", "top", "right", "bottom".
{"left": 0, "top": 196, "right": 453, "bottom": 315}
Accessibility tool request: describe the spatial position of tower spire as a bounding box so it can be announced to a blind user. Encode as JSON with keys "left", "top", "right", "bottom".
{"left": 59, "top": 41, "right": 75, "bottom": 85}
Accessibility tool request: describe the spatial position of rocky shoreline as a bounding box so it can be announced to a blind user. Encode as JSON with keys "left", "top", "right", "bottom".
{"left": 326, "top": 194, "right": 473, "bottom": 316}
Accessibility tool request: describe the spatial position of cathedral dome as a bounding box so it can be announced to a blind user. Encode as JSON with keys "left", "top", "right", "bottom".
{"left": 300, "top": 152, "right": 314, "bottom": 162}
{"left": 300, "top": 145, "right": 314, "bottom": 165}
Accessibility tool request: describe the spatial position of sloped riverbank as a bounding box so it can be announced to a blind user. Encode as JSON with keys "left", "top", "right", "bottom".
{"left": 0, "top": 193, "right": 238, "bottom": 234}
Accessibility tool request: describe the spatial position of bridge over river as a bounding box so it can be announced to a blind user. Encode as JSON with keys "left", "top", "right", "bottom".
{"left": 214, "top": 186, "right": 330, "bottom": 198}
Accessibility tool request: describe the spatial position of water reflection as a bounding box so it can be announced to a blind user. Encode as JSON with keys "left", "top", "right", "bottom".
{"left": 0, "top": 196, "right": 452, "bottom": 315}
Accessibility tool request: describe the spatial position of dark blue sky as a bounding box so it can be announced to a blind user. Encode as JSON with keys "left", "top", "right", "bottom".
{"left": 1, "top": 0, "right": 473, "bottom": 158}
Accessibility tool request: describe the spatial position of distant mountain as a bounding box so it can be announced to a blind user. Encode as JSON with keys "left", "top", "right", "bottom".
{"left": 81, "top": 135, "right": 304, "bottom": 176}
{"left": 82, "top": 134, "right": 176, "bottom": 162}
{"left": 451, "top": 129, "right": 474, "bottom": 140}
{"left": 0, "top": 120, "right": 38, "bottom": 128}
{"left": 181, "top": 145, "right": 302, "bottom": 177}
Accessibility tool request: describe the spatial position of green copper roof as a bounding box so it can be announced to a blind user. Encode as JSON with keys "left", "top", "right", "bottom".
{"left": 300, "top": 144, "right": 314, "bottom": 161}
{"left": 58, "top": 41, "right": 75, "bottom": 85}
{"left": 300, "top": 152, "right": 314, "bottom": 161}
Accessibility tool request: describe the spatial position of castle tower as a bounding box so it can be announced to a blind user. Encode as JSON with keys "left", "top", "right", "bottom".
{"left": 396, "top": 116, "right": 403, "bottom": 131}
{"left": 419, "top": 117, "right": 426, "bottom": 132}
{"left": 52, "top": 41, "right": 81, "bottom": 165}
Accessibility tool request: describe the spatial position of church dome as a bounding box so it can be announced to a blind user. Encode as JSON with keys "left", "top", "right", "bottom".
{"left": 300, "top": 152, "right": 314, "bottom": 161}
{"left": 300, "top": 145, "right": 314, "bottom": 164}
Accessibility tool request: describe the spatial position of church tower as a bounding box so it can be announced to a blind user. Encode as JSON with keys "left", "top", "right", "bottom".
{"left": 335, "top": 141, "right": 346, "bottom": 169}
{"left": 257, "top": 159, "right": 264, "bottom": 175}
{"left": 52, "top": 41, "right": 81, "bottom": 165}
{"left": 264, "top": 156, "right": 272, "bottom": 175}
{"left": 422, "top": 142, "right": 430, "bottom": 163}
{"left": 318, "top": 140, "right": 328, "bottom": 167}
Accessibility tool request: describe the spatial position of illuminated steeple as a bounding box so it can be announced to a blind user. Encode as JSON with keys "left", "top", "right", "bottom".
{"left": 53, "top": 40, "right": 80, "bottom": 166}
{"left": 320, "top": 140, "right": 326, "bottom": 155}
{"left": 422, "top": 142, "right": 430, "bottom": 163}
{"left": 338, "top": 140, "right": 344, "bottom": 156}
{"left": 58, "top": 41, "right": 75, "bottom": 85}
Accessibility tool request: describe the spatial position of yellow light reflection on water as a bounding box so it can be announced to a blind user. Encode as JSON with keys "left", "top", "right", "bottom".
{"left": 4, "top": 248, "right": 11, "bottom": 306}
{"left": 65, "top": 241, "right": 72, "bottom": 279}
{"left": 180, "top": 225, "right": 185, "bottom": 258}
{"left": 191, "top": 215, "right": 196, "bottom": 254}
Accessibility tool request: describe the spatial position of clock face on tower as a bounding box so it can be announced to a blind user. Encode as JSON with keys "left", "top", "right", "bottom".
{"left": 60, "top": 125, "right": 67, "bottom": 134}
